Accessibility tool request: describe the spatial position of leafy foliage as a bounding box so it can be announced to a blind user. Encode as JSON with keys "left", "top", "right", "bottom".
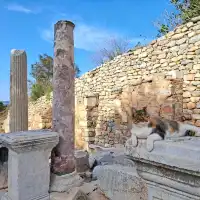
{"left": 155, "top": 0, "right": 200, "bottom": 36}
{"left": 30, "top": 83, "right": 45, "bottom": 101}
{"left": 172, "top": 0, "right": 200, "bottom": 22}
{"left": 132, "top": 107, "right": 149, "bottom": 123}
{"left": 29, "top": 54, "right": 81, "bottom": 101}
{"left": 0, "top": 102, "right": 7, "bottom": 112}
{"left": 30, "top": 54, "right": 53, "bottom": 83}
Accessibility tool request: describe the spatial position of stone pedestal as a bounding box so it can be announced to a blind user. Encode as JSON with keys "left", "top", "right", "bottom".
{"left": 10, "top": 49, "right": 28, "bottom": 133}
{"left": 125, "top": 137, "right": 200, "bottom": 200}
{"left": 0, "top": 130, "right": 59, "bottom": 200}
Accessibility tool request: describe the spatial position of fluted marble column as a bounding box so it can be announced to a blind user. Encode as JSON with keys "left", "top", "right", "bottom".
{"left": 51, "top": 21, "right": 76, "bottom": 174}
{"left": 10, "top": 49, "right": 28, "bottom": 133}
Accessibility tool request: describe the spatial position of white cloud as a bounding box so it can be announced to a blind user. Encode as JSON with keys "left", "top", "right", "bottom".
{"left": 40, "top": 18, "right": 150, "bottom": 52}
{"left": 6, "top": 3, "right": 33, "bottom": 14}
{"left": 74, "top": 24, "right": 119, "bottom": 51}
{"left": 41, "top": 22, "right": 119, "bottom": 51}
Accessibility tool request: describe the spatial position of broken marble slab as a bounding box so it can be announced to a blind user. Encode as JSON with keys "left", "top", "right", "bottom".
{"left": 93, "top": 165, "right": 147, "bottom": 200}
{"left": 126, "top": 137, "right": 200, "bottom": 199}
{"left": 125, "top": 136, "right": 200, "bottom": 172}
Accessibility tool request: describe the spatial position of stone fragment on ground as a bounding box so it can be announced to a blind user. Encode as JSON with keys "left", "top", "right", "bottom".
{"left": 88, "top": 188, "right": 109, "bottom": 200}
{"left": 50, "top": 171, "right": 84, "bottom": 192}
{"left": 79, "top": 180, "right": 99, "bottom": 195}
{"left": 93, "top": 165, "right": 147, "bottom": 200}
{"left": 50, "top": 180, "right": 109, "bottom": 200}
{"left": 78, "top": 171, "right": 93, "bottom": 183}
{"left": 88, "top": 144, "right": 134, "bottom": 170}
{"left": 66, "top": 188, "right": 89, "bottom": 200}
{"left": 74, "top": 150, "right": 90, "bottom": 173}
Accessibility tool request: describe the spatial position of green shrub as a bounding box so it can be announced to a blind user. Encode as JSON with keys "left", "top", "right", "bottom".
{"left": 0, "top": 102, "right": 6, "bottom": 112}
{"left": 30, "top": 83, "right": 45, "bottom": 101}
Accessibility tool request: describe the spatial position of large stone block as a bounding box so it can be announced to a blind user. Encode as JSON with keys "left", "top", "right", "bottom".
{"left": 93, "top": 165, "right": 147, "bottom": 200}
{"left": 74, "top": 150, "right": 90, "bottom": 173}
{"left": 84, "top": 95, "right": 98, "bottom": 108}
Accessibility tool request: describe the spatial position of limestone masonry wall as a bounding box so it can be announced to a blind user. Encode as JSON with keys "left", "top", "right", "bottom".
{"left": 75, "top": 16, "right": 200, "bottom": 148}
{"left": 2, "top": 16, "right": 200, "bottom": 149}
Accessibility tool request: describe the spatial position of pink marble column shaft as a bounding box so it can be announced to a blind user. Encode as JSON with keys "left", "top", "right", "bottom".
{"left": 51, "top": 20, "right": 76, "bottom": 174}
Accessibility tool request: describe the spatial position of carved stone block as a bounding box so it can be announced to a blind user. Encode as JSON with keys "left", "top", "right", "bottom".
{"left": 126, "top": 137, "right": 200, "bottom": 200}
{"left": 0, "top": 130, "right": 59, "bottom": 200}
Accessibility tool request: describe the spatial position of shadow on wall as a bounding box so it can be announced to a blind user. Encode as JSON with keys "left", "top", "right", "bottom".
{"left": 114, "top": 75, "right": 183, "bottom": 125}
{"left": 75, "top": 94, "right": 99, "bottom": 150}
{"left": 0, "top": 147, "right": 8, "bottom": 190}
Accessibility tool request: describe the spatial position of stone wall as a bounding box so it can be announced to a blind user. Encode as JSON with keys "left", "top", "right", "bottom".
{"left": 75, "top": 16, "right": 200, "bottom": 148}
{"left": 2, "top": 16, "right": 200, "bottom": 149}
{"left": 3, "top": 95, "right": 52, "bottom": 133}
{"left": 75, "top": 75, "right": 183, "bottom": 148}
{"left": 0, "top": 109, "right": 8, "bottom": 133}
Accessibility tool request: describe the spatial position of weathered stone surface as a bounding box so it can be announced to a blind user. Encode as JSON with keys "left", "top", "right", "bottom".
{"left": 50, "top": 187, "right": 90, "bottom": 200}
{"left": 183, "top": 92, "right": 191, "bottom": 98}
{"left": 88, "top": 188, "right": 109, "bottom": 200}
{"left": 10, "top": 49, "right": 28, "bottom": 132}
{"left": 79, "top": 181, "right": 99, "bottom": 195}
{"left": 189, "top": 34, "right": 200, "bottom": 44}
{"left": 0, "top": 130, "right": 59, "bottom": 200}
{"left": 192, "top": 114, "right": 200, "bottom": 120}
{"left": 93, "top": 165, "right": 147, "bottom": 200}
{"left": 184, "top": 74, "right": 195, "bottom": 81}
{"left": 0, "top": 190, "right": 6, "bottom": 199}
{"left": 51, "top": 20, "right": 76, "bottom": 174}
{"left": 0, "top": 161, "right": 8, "bottom": 190}
{"left": 66, "top": 188, "right": 89, "bottom": 200}
{"left": 191, "top": 16, "right": 200, "bottom": 22}
{"left": 187, "top": 102, "right": 196, "bottom": 109}
{"left": 50, "top": 172, "right": 84, "bottom": 192}
{"left": 74, "top": 150, "right": 90, "bottom": 173}
{"left": 126, "top": 138, "right": 200, "bottom": 200}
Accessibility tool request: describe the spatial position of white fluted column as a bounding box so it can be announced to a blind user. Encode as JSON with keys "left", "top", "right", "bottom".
{"left": 10, "top": 49, "right": 28, "bottom": 132}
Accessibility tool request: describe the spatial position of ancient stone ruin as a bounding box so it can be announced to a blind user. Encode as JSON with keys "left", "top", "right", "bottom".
{"left": 0, "top": 16, "right": 200, "bottom": 200}
{"left": 3, "top": 16, "right": 200, "bottom": 150}
{"left": 10, "top": 49, "right": 28, "bottom": 132}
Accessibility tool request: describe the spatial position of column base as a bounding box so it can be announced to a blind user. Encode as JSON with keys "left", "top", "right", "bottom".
{"left": 49, "top": 171, "right": 84, "bottom": 192}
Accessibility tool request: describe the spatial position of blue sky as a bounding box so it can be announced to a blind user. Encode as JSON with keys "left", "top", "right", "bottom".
{"left": 0, "top": 0, "right": 175, "bottom": 101}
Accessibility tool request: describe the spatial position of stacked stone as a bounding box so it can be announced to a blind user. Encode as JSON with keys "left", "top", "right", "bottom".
{"left": 28, "top": 94, "right": 52, "bottom": 130}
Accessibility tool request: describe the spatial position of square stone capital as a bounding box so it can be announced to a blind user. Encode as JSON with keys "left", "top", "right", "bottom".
{"left": 0, "top": 130, "right": 59, "bottom": 153}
